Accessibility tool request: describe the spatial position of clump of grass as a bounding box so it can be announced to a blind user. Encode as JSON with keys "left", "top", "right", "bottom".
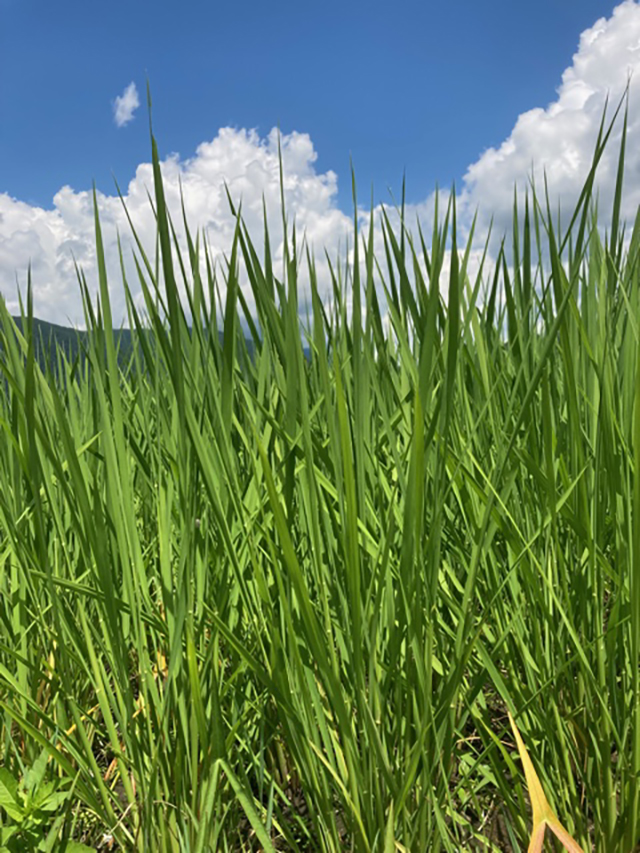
{"left": 0, "top": 94, "right": 638, "bottom": 851}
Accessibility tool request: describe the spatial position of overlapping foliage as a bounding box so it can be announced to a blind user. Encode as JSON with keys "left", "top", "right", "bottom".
{"left": 0, "top": 98, "right": 639, "bottom": 851}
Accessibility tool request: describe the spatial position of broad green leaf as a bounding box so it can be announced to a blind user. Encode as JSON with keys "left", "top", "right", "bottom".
{"left": 0, "top": 769, "right": 23, "bottom": 822}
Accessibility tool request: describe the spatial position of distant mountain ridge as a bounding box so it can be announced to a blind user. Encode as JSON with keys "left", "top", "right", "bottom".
{"left": 3, "top": 316, "right": 308, "bottom": 367}
{"left": 6, "top": 315, "right": 135, "bottom": 364}
{"left": 3, "top": 316, "right": 266, "bottom": 367}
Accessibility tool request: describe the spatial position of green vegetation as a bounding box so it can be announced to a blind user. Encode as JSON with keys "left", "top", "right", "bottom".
{"left": 0, "top": 100, "right": 638, "bottom": 851}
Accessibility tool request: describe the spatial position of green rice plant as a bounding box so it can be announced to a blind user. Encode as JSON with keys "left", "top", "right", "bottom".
{"left": 0, "top": 92, "right": 638, "bottom": 850}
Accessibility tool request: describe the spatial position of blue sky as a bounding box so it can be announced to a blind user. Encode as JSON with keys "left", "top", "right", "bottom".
{"left": 1, "top": 0, "right": 617, "bottom": 210}
{"left": 2, "top": 0, "right": 639, "bottom": 324}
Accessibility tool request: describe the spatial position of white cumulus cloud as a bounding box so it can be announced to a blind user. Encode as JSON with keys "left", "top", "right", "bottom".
{"left": 113, "top": 82, "right": 140, "bottom": 128}
{"left": 457, "top": 0, "right": 640, "bottom": 241}
{"left": 0, "top": 128, "right": 352, "bottom": 325}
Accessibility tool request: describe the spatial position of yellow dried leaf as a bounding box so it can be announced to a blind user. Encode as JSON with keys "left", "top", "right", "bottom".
{"left": 508, "top": 712, "right": 585, "bottom": 853}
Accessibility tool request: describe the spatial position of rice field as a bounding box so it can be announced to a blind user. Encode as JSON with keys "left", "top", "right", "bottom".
{"left": 0, "top": 101, "right": 639, "bottom": 851}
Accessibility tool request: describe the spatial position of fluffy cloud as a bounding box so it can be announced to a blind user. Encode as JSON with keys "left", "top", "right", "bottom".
{"left": 0, "top": 129, "right": 352, "bottom": 325}
{"left": 2, "top": 2, "right": 640, "bottom": 325}
{"left": 113, "top": 82, "right": 140, "bottom": 128}
{"left": 458, "top": 0, "right": 640, "bottom": 241}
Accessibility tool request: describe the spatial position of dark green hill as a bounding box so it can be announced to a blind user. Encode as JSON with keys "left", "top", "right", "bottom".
{"left": 7, "top": 316, "right": 135, "bottom": 367}
{"left": 4, "top": 317, "right": 305, "bottom": 370}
